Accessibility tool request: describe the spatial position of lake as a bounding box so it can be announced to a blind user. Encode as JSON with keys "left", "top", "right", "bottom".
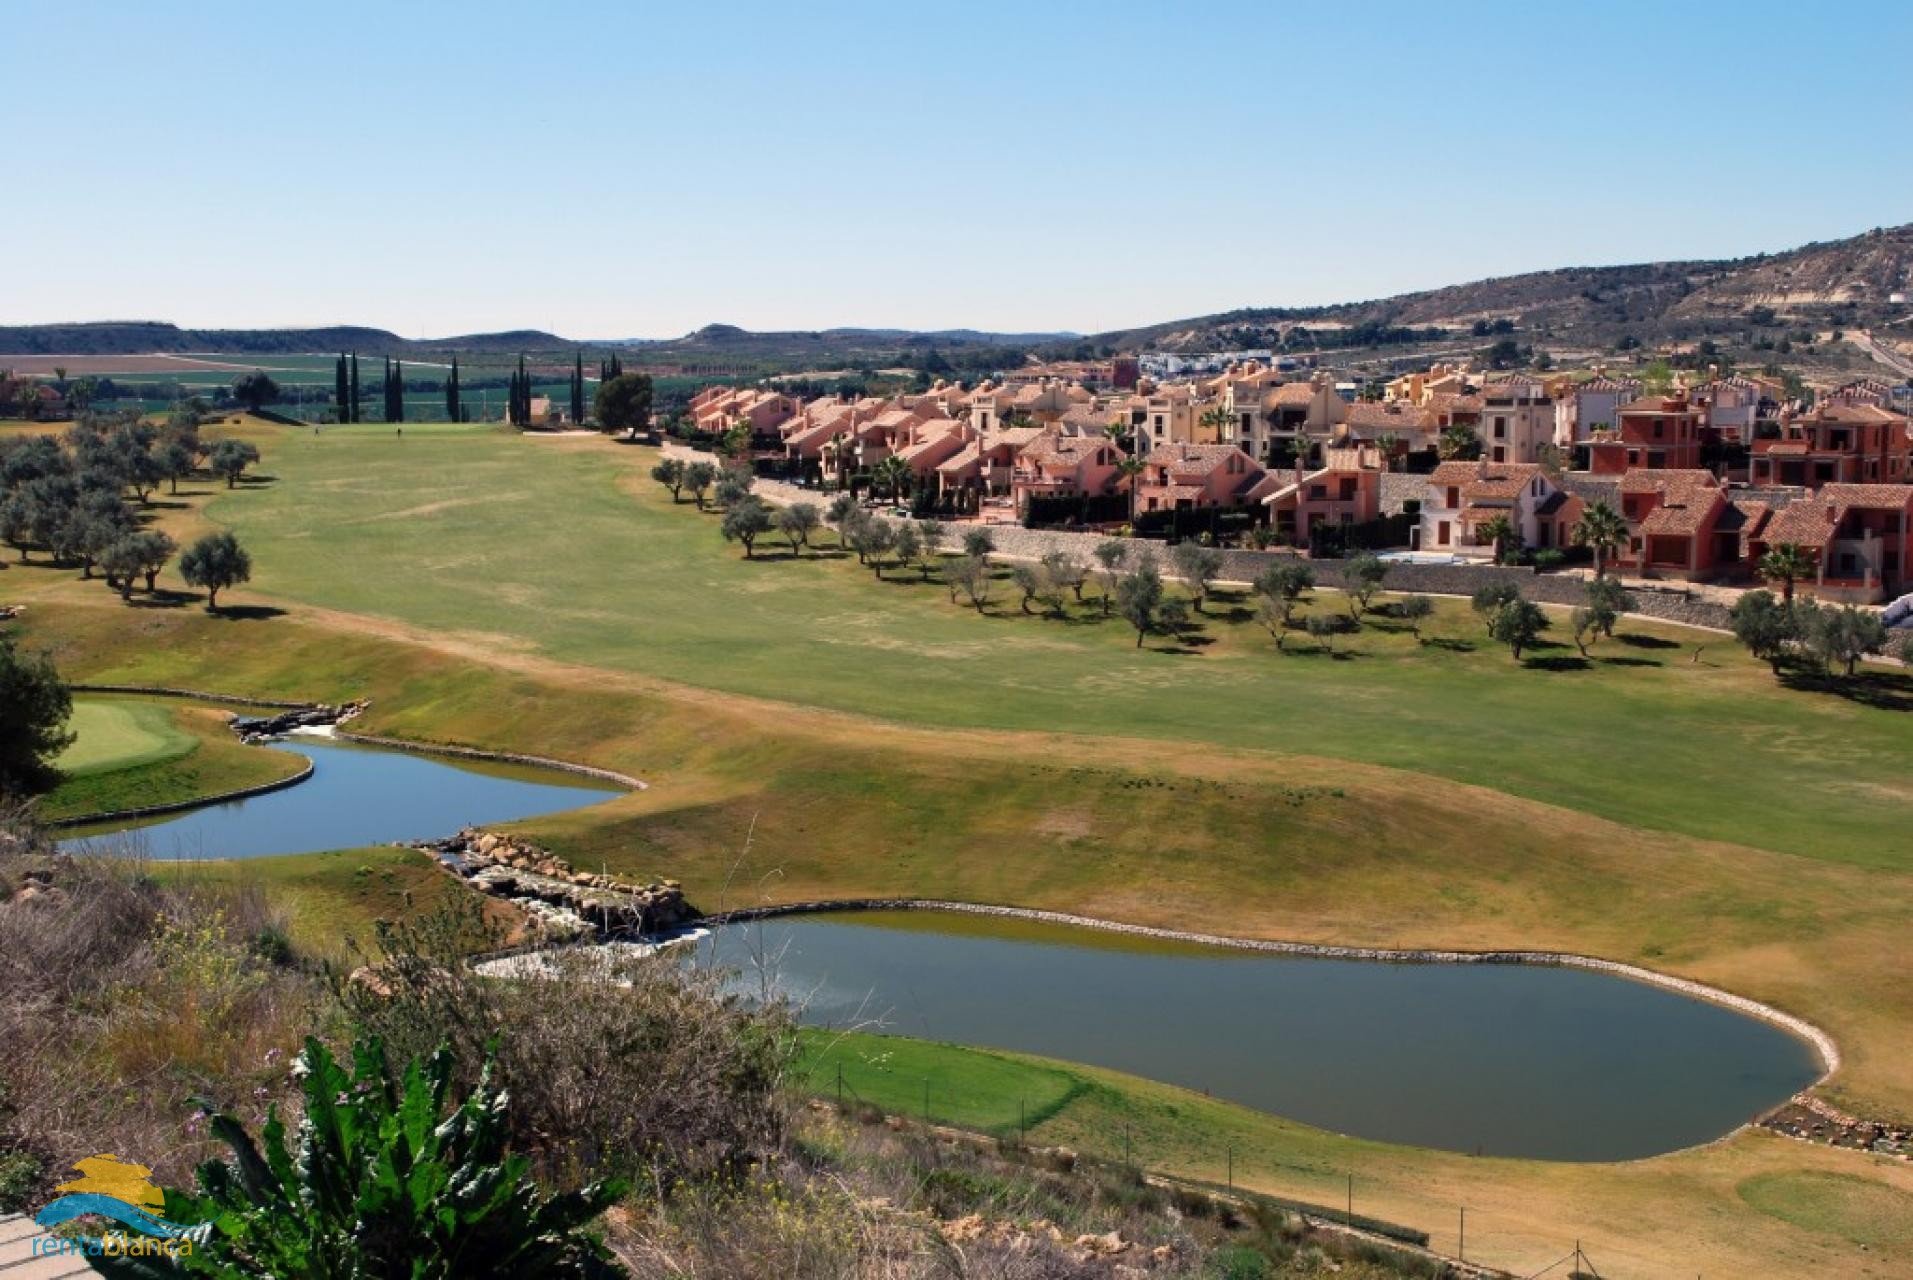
{"left": 60, "top": 737, "right": 620, "bottom": 859}
{"left": 701, "top": 910, "right": 1822, "bottom": 1161}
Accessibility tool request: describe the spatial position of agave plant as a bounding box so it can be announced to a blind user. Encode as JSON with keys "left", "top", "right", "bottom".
{"left": 99, "top": 1037, "right": 622, "bottom": 1278}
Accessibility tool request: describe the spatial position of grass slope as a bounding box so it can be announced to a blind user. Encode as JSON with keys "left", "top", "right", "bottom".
{"left": 55, "top": 699, "right": 195, "bottom": 775}
{"left": 185, "top": 422, "right": 1913, "bottom": 867}
{"left": 38, "top": 697, "right": 307, "bottom": 822}
{"left": 805, "top": 1031, "right": 1913, "bottom": 1278}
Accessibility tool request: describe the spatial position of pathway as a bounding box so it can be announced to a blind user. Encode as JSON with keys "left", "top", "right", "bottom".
{"left": 0, "top": 1214, "right": 97, "bottom": 1278}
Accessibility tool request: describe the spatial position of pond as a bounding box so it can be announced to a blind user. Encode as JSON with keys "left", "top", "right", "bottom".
{"left": 59, "top": 737, "right": 620, "bottom": 859}
{"left": 702, "top": 910, "right": 1822, "bottom": 1161}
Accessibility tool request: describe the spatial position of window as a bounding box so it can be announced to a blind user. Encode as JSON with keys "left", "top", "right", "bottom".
{"left": 1494, "top": 418, "right": 1507, "bottom": 439}
{"left": 1446, "top": 487, "right": 1459, "bottom": 507}
{"left": 1437, "top": 521, "right": 1450, "bottom": 546}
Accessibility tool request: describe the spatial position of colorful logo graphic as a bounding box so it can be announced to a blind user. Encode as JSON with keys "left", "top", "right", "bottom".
{"left": 34, "top": 1154, "right": 208, "bottom": 1243}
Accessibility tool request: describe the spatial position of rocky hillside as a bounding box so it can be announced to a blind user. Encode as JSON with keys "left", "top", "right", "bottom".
{"left": 1093, "top": 223, "right": 1913, "bottom": 353}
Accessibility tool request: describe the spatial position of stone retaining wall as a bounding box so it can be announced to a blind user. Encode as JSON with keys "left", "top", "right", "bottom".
{"left": 335, "top": 732, "right": 646, "bottom": 790}
{"left": 705, "top": 898, "right": 1839, "bottom": 1078}
{"left": 1377, "top": 473, "right": 1429, "bottom": 515}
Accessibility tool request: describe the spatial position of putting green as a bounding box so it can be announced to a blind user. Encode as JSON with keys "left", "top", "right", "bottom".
{"left": 55, "top": 699, "right": 198, "bottom": 777}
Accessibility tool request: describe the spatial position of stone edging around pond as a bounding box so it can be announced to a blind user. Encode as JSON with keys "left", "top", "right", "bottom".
{"left": 45, "top": 757, "right": 317, "bottom": 829}
{"left": 334, "top": 733, "right": 647, "bottom": 791}
{"left": 703, "top": 898, "right": 1841, "bottom": 1080}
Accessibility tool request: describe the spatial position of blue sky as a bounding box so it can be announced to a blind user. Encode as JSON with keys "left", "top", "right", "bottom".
{"left": 5, "top": 0, "right": 1909, "bottom": 339}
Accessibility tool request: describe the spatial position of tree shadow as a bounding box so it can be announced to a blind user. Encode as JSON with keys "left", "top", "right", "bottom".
{"left": 1523, "top": 654, "right": 1591, "bottom": 672}
{"left": 1617, "top": 633, "right": 1679, "bottom": 650}
{"left": 235, "top": 473, "right": 278, "bottom": 487}
{"left": 1598, "top": 655, "right": 1663, "bottom": 668}
{"left": 1778, "top": 669, "right": 1913, "bottom": 713}
{"left": 1426, "top": 637, "right": 1478, "bottom": 653}
{"left": 126, "top": 590, "right": 193, "bottom": 610}
{"left": 211, "top": 604, "right": 287, "bottom": 621}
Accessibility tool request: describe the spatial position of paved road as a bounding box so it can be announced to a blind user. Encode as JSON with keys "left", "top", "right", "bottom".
{"left": 1847, "top": 329, "right": 1913, "bottom": 380}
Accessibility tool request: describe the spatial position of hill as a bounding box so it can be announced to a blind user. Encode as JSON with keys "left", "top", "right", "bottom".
{"left": 1087, "top": 223, "right": 1913, "bottom": 353}
{"left": 0, "top": 321, "right": 568, "bottom": 357}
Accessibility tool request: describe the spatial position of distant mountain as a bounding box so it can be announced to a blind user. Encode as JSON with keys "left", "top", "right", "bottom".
{"left": 1090, "top": 223, "right": 1913, "bottom": 354}
{"left": 0, "top": 322, "right": 567, "bottom": 357}
{"left": 11, "top": 224, "right": 1905, "bottom": 369}
{"left": 617, "top": 323, "right": 1076, "bottom": 352}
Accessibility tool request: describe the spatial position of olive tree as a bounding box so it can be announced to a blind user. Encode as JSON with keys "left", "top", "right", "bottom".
{"left": 1342, "top": 552, "right": 1389, "bottom": 620}
{"left": 1729, "top": 589, "right": 1797, "bottom": 675}
{"left": 719, "top": 495, "right": 773, "bottom": 557}
{"left": 775, "top": 502, "right": 821, "bottom": 554}
{"left": 910, "top": 519, "right": 945, "bottom": 579}
{"left": 1399, "top": 593, "right": 1434, "bottom": 644}
{"left": 651, "top": 457, "right": 686, "bottom": 501}
{"left": 1488, "top": 597, "right": 1548, "bottom": 660}
{"left": 1092, "top": 540, "right": 1129, "bottom": 616}
{"left": 209, "top": 438, "right": 261, "bottom": 488}
{"left": 683, "top": 461, "right": 718, "bottom": 509}
{"left": 1115, "top": 562, "right": 1164, "bottom": 647}
{"left": 950, "top": 553, "right": 993, "bottom": 612}
{"left": 1168, "top": 542, "right": 1224, "bottom": 612}
{"left": 179, "top": 530, "right": 252, "bottom": 611}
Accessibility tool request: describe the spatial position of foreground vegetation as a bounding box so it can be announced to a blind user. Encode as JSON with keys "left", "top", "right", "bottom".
{"left": 3, "top": 822, "right": 1458, "bottom": 1279}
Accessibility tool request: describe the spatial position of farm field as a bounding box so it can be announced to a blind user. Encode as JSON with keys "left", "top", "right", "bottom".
{"left": 9, "top": 417, "right": 1913, "bottom": 1277}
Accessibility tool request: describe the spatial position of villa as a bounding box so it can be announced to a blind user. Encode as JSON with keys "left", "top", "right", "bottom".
{"left": 1419, "top": 460, "right": 1582, "bottom": 557}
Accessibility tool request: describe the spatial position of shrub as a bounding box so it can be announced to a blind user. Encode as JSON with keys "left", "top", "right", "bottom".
{"left": 135, "top": 1036, "right": 623, "bottom": 1278}
{"left": 0, "top": 1149, "right": 43, "bottom": 1212}
{"left": 341, "top": 906, "right": 795, "bottom": 1190}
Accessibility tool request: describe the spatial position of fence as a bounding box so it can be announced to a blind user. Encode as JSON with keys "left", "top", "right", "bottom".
{"left": 791, "top": 1035, "right": 1628, "bottom": 1279}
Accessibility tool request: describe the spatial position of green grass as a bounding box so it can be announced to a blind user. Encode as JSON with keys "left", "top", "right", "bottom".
{"left": 798, "top": 1029, "right": 1084, "bottom": 1135}
{"left": 797, "top": 1031, "right": 1913, "bottom": 1278}
{"left": 38, "top": 698, "right": 308, "bottom": 822}
{"left": 157, "top": 844, "right": 516, "bottom": 960}
{"left": 1736, "top": 1170, "right": 1913, "bottom": 1249}
{"left": 55, "top": 699, "right": 196, "bottom": 775}
{"left": 198, "top": 423, "right": 1913, "bottom": 867}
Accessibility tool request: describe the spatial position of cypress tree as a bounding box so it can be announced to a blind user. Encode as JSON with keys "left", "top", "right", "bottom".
{"left": 393, "top": 359, "right": 404, "bottom": 422}
{"left": 446, "top": 355, "right": 461, "bottom": 422}
{"left": 334, "top": 354, "right": 348, "bottom": 422}
{"left": 572, "top": 350, "right": 585, "bottom": 424}
{"left": 349, "top": 354, "right": 361, "bottom": 423}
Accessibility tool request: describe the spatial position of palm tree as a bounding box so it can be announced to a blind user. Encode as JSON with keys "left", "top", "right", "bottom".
{"left": 1572, "top": 501, "right": 1628, "bottom": 577}
{"left": 1114, "top": 453, "right": 1148, "bottom": 524}
{"left": 1759, "top": 543, "right": 1815, "bottom": 604}
{"left": 1199, "top": 405, "right": 1233, "bottom": 444}
{"left": 1437, "top": 425, "right": 1481, "bottom": 461}
{"left": 1478, "top": 514, "right": 1519, "bottom": 565}
{"left": 872, "top": 454, "right": 912, "bottom": 503}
